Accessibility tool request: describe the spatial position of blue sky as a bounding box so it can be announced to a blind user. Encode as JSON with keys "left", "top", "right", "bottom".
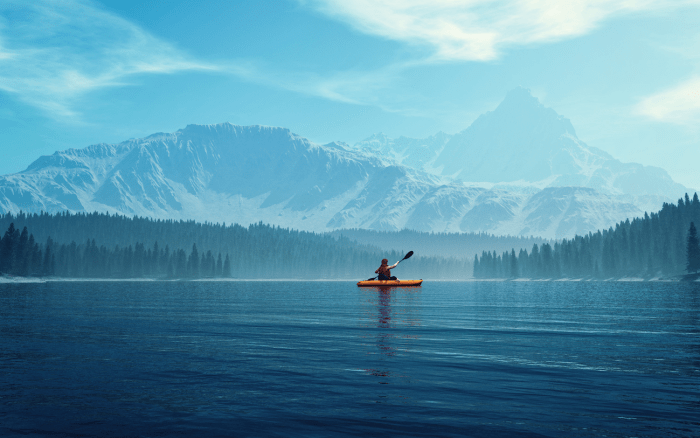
{"left": 1, "top": 0, "right": 699, "bottom": 189}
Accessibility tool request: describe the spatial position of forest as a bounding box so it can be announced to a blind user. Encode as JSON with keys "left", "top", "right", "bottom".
{"left": 0, "top": 211, "right": 470, "bottom": 279}
{"left": 474, "top": 193, "right": 700, "bottom": 279}
{"left": 329, "top": 228, "right": 550, "bottom": 259}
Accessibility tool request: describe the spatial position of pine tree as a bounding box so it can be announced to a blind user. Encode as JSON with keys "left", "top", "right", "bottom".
{"left": 530, "top": 244, "right": 540, "bottom": 278}
{"left": 29, "top": 234, "right": 41, "bottom": 276}
{"left": 646, "top": 253, "right": 654, "bottom": 278}
{"left": 188, "top": 243, "right": 200, "bottom": 277}
{"left": 167, "top": 260, "right": 174, "bottom": 278}
{"left": 152, "top": 241, "right": 160, "bottom": 275}
{"left": 16, "top": 227, "right": 29, "bottom": 276}
{"left": 223, "top": 254, "right": 231, "bottom": 277}
{"left": 517, "top": 249, "right": 528, "bottom": 278}
{"left": 161, "top": 245, "right": 170, "bottom": 276}
{"left": 510, "top": 249, "right": 518, "bottom": 278}
{"left": 42, "top": 237, "right": 53, "bottom": 276}
{"left": 176, "top": 249, "right": 187, "bottom": 277}
{"left": 0, "top": 223, "right": 19, "bottom": 274}
{"left": 686, "top": 222, "right": 700, "bottom": 274}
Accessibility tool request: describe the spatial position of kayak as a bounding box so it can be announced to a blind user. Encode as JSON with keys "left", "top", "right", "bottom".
{"left": 357, "top": 279, "right": 423, "bottom": 287}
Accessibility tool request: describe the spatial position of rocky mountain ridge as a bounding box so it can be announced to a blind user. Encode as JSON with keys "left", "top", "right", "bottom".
{"left": 0, "top": 122, "right": 642, "bottom": 239}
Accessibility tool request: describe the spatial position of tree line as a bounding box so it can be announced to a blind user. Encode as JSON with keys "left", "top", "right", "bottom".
{"left": 329, "top": 228, "right": 551, "bottom": 259}
{"left": 474, "top": 193, "right": 700, "bottom": 279}
{"left": 0, "top": 211, "right": 471, "bottom": 279}
{"left": 0, "top": 222, "right": 233, "bottom": 279}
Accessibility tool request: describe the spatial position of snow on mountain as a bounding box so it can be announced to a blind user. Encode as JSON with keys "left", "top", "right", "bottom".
{"left": 353, "top": 131, "right": 451, "bottom": 173}
{"left": 0, "top": 123, "right": 641, "bottom": 239}
{"left": 352, "top": 87, "right": 688, "bottom": 213}
{"left": 499, "top": 186, "right": 641, "bottom": 239}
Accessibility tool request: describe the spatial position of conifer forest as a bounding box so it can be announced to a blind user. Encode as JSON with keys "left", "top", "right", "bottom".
{"left": 329, "top": 228, "right": 550, "bottom": 259}
{"left": 4, "top": 194, "right": 700, "bottom": 281}
{"left": 474, "top": 193, "right": 700, "bottom": 279}
{"left": 0, "top": 211, "right": 469, "bottom": 279}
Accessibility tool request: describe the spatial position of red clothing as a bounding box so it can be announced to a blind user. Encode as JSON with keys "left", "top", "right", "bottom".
{"left": 375, "top": 261, "right": 398, "bottom": 277}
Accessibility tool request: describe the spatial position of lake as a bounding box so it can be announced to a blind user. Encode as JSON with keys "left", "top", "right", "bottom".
{"left": 1, "top": 280, "right": 698, "bottom": 437}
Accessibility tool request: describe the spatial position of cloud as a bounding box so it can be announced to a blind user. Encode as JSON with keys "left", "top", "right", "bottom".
{"left": 0, "top": 0, "right": 410, "bottom": 120}
{"left": 222, "top": 55, "right": 436, "bottom": 116}
{"left": 636, "top": 77, "right": 700, "bottom": 124}
{"left": 304, "top": 0, "right": 698, "bottom": 61}
{"left": 0, "top": 0, "right": 416, "bottom": 121}
{"left": 264, "top": 63, "right": 407, "bottom": 106}
{"left": 0, "top": 0, "right": 218, "bottom": 120}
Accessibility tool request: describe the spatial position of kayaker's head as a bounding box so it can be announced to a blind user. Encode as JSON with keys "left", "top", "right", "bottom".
{"left": 381, "top": 258, "right": 388, "bottom": 265}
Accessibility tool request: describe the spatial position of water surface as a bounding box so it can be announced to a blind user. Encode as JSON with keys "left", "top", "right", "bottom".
{"left": 1, "top": 281, "right": 699, "bottom": 437}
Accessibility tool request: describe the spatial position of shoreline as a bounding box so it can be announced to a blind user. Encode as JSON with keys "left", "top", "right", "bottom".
{"left": 1, "top": 276, "right": 698, "bottom": 283}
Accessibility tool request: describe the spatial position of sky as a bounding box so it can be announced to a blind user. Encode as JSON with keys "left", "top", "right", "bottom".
{"left": 1, "top": 0, "right": 699, "bottom": 189}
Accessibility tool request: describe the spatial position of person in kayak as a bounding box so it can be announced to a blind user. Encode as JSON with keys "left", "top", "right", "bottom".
{"left": 375, "top": 258, "right": 398, "bottom": 280}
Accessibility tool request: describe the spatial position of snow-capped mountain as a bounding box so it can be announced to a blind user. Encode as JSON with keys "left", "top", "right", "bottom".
{"left": 0, "top": 123, "right": 641, "bottom": 239}
{"left": 353, "top": 131, "right": 451, "bottom": 173}
{"left": 352, "top": 87, "right": 687, "bottom": 214}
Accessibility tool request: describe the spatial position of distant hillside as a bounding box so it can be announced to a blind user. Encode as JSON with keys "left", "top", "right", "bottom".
{"left": 329, "top": 228, "right": 551, "bottom": 259}
{"left": 0, "top": 211, "right": 470, "bottom": 279}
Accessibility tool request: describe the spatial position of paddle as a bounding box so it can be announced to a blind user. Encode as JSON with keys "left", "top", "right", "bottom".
{"left": 366, "top": 251, "right": 414, "bottom": 281}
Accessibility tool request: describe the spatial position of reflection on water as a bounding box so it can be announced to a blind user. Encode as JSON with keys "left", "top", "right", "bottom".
{"left": 358, "top": 286, "right": 422, "bottom": 381}
{"left": 376, "top": 288, "right": 394, "bottom": 360}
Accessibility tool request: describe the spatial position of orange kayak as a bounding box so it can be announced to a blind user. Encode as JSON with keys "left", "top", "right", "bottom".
{"left": 357, "top": 279, "right": 423, "bottom": 287}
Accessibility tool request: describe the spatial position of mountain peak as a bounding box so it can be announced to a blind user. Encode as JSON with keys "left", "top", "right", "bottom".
{"left": 432, "top": 87, "right": 583, "bottom": 183}
{"left": 496, "top": 86, "right": 547, "bottom": 115}
{"left": 323, "top": 141, "right": 349, "bottom": 151}
{"left": 487, "top": 87, "right": 576, "bottom": 138}
{"left": 503, "top": 86, "right": 539, "bottom": 104}
{"left": 365, "top": 132, "right": 391, "bottom": 142}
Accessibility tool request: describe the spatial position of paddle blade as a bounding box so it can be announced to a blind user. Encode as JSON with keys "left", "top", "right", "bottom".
{"left": 402, "top": 251, "right": 414, "bottom": 261}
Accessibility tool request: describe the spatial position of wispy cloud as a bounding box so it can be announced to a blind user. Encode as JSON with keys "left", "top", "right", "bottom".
{"left": 222, "top": 55, "right": 439, "bottom": 117}
{"left": 0, "top": 0, "right": 218, "bottom": 120}
{"left": 304, "top": 0, "right": 698, "bottom": 61}
{"left": 636, "top": 77, "right": 700, "bottom": 124}
{"left": 0, "top": 0, "right": 413, "bottom": 120}
{"left": 259, "top": 61, "right": 419, "bottom": 109}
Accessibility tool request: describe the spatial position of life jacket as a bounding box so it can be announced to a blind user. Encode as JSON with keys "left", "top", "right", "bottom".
{"left": 375, "top": 263, "right": 391, "bottom": 277}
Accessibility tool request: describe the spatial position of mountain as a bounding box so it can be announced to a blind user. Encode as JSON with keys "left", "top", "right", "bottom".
{"left": 0, "top": 125, "right": 375, "bottom": 227}
{"left": 353, "top": 87, "right": 687, "bottom": 213}
{"left": 353, "top": 131, "right": 451, "bottom": 173}
{"left": 435, "top": 87, "right": 601, "bottom": 183}
{"left": 0, "top": 123, "right": 641, "bottom": 239}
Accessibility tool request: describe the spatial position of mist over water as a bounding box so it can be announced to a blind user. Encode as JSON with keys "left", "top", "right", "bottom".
{"left": 1, "top": 281, "right": 699, "bottom": 437}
